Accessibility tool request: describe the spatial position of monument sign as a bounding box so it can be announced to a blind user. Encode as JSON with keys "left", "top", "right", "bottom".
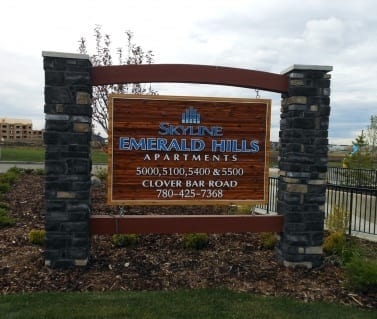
{"left": 43, "top": 52, "right": 331, "bottom": 268}
{"left": 108, "top": 94, "right": 271, "bottom": 205}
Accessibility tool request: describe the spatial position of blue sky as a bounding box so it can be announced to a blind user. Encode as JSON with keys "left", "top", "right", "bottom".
{"left": 1, "top": 0, "right": 376, "bottom": 144}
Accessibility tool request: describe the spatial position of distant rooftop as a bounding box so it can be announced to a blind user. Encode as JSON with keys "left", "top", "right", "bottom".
{"left": 0, "top": 118, "right": 32, "bottom": 125}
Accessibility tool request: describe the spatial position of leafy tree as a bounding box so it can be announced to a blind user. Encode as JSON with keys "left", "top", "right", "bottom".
{"left": 78, "top": 25, "right": 156, "bottom": 134}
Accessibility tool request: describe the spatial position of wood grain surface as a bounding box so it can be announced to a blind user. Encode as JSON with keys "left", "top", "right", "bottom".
{"left": 108, "top": 94, "right": 271, "bottom": 205}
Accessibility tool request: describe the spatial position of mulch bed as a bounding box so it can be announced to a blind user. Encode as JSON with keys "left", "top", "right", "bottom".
{"left": 0, "top": 173, "right": 376, "bottom": 310}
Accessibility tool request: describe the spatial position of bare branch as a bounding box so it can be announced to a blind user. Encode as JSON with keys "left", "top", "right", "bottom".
{"left": 78, "top": 26, "right": 157, "bottom": 136}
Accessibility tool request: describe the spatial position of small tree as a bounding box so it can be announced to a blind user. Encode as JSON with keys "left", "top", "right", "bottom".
{"left": 354, "top": 130, "right": 367, "bottom": 150}
{"left": 344, "top": 152, "right": 373, "bottom": 170}
{"left": 343, "top": 130, "right": 373, "bottom": 170}
{"left": 78, "top": 25, "right": 156, "bottom": 135}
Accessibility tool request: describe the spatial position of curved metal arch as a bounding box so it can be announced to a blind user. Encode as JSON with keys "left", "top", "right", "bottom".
{"left": 92, "top": 64, "right": 288, "bottom": 93}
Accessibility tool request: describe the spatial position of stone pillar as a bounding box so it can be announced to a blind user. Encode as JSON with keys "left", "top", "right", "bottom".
{"left": 43, "top": 51, "right": 92, "bottom": 268}
{"left": 277, "top": 65, "right": 332, "bottom": 268}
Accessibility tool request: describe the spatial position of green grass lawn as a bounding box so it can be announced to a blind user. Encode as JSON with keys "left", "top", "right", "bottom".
{"left": 0, "top": 146, "right": 107, "bottom": 164}
{"left": 0, "top": 289, "right": 375, "bottom": 319}
{"left": 91, "top": 149, "right": 108, "bottom": 163}
{"left": 0, "top": 146, "right": 45, "bottom": 162}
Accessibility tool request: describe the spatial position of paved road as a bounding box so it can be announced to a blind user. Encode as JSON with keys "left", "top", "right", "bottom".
{"left": 0, "top": 162, "right": 43, "bottom": 172}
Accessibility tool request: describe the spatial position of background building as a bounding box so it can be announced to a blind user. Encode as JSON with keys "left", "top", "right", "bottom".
{"left": 0, "top": 118, "right": 43, "bottom": 142}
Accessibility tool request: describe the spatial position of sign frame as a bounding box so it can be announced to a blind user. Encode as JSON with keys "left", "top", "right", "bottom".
{"left": 107, "top": 94, "right": 271, "bottom": 206}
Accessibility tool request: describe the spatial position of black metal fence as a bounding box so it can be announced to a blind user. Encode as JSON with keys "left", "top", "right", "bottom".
{"left": 327, "top": 167, "right": 377, "bottom": 188}
{"left": 325, "top": 184, "right": 377, "bottom": 235}
{"left": 257, "top": 174, "right": 377, "bottom": 236}
{"left": 255, "top": 177, "right": 278, "bottom": 214}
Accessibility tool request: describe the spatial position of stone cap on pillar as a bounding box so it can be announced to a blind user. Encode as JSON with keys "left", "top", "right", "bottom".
{"left": 281, "top": 64, "right": 333, "bottom": 75}
{"left": 42, "top": 51, "right": 90, "bottom": 60}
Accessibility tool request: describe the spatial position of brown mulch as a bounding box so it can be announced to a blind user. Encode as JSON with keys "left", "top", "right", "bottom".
{"left": 0, "top": 173, "right": 376, "bottom": 310}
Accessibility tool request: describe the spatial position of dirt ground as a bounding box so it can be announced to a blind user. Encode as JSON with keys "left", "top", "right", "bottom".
{"left": 0, "top": 172, "right": 376, "bottom": 310}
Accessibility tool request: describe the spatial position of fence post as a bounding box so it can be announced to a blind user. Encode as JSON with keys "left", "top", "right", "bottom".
{"left": 348, "top": 189, "right": 353, "bottom": 235}
{"left": 277, "top": 65, "right": 332, "bottom": 268}
{"left": 266, "top": 178, "right": 271, "bottom": 214}
{"left": 43, "top": 51, "right": 92, "bottom": 268}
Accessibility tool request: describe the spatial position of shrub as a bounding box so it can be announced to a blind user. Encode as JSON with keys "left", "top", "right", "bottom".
{"left": 0, "top": 182, "right": 11, "bottom": 194}
{"left": 182, "top": 233, "right": 209, "bottom": 250}
{"left": 324, "top": 232, "right": 360, "bottom": 265}
{"left": 0, "top": 167, "right": 24, "bottom": 193}
{"left": 28, "top": 229, "right": 46, "bottom": 245}
{"left": 7, "top": 166, "right": 24, "bottom": 176}
{"left": 0, "top": 202, "right": 9, "bottom": 210}
{"left": 112, "top": 234, "right": 138, "bottom": 248}
{"left": 323, "top": 231, "right": 346, "bottom": 255}
{"left": 0, "top": 207, "right": 7, "bottom": 216}
{"left": 0, "top": 208, "right": 15, "bottom": 228}
{"left": 0, "top": 167, "right": 23, "bottom": 184}
{"left": 0, "top": 215, "right": 14, "bottom": 227}
{"left": 228, "top": 205, "right": 238, "bottom": 214}
{"left": 0, "top": 172, "right": 18, "bottom": 185}
{"left": 326, "top": 205, "right": 349, "bottom": 233}
{"left": 345, "top": 257, "right": 377, "bottom": 292}
{"left": 5, "top": 166, "right": 24, "bottom": 182}
{"left": 23, "top": 168, "right": 35, "bottom": 174}
{"left": 228, "top": 205, "right": 253, "bottom": 215}
{"left": 34, "top": 168, "right": 45, "bottom": 175}
{"left": 260, "top": 232, "right": 277, "bottom": 250}
{"left": 342, "top": 152, "right": 374, "bottom": 171}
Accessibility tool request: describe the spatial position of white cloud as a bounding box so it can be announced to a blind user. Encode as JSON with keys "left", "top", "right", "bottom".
{"left": 1, "top": 0, "right": 377, "bottom": 142}
{"left": 303, "top": 17, "right": 346, "bottom": 48}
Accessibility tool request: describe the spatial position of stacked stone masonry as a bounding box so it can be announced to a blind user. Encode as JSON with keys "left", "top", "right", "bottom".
{"left": 277, "top": 66, "right": 332, "bottom": 268}
{"left": 43, "top": 52, "right": 92, "bottom": 268}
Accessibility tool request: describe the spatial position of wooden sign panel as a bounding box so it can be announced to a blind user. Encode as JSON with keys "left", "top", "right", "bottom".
{"left": 108, "top": 94, "right": 271, "bottom": 205}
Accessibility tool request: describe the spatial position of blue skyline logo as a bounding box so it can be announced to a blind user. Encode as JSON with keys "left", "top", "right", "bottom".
{"left": 181, "top": 106, "right": 201, "bottom": 124}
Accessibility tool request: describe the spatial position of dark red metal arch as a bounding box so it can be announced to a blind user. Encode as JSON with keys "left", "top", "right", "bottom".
{"left": 92, "top": 64, "right": 289, "bottom": 93}
{"left": 90, "top": 63, "right": 287, "bottom": 235}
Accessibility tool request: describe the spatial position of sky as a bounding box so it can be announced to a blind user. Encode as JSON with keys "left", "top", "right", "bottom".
{"left": 1, "top": 0, "right": 376, "bottom": 144}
